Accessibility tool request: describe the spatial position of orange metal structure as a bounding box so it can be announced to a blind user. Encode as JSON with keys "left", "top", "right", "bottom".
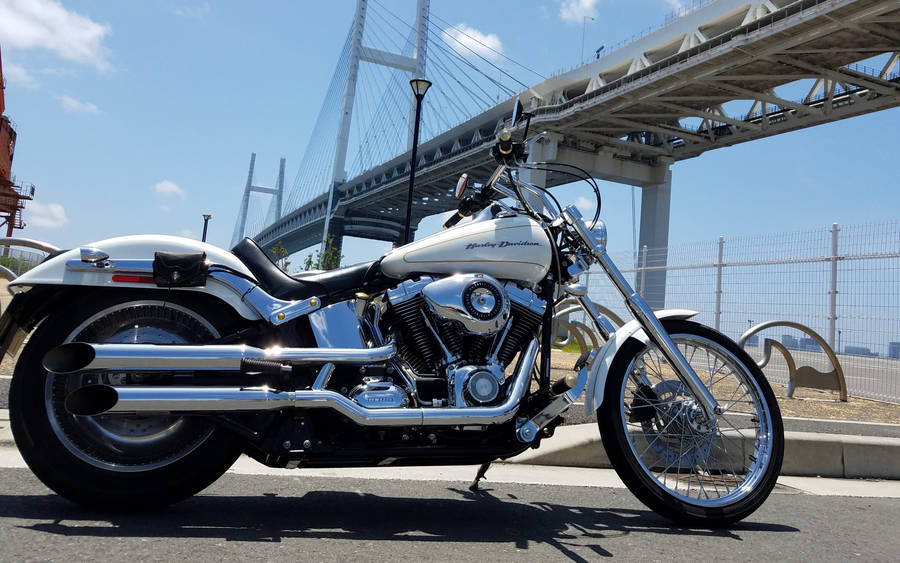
{"left": 0, "top": 43, "right": 34, "bottom": 237}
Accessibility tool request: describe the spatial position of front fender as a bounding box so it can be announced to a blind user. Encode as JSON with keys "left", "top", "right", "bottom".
{"left": 583, "top": 309, "right": 698, "bottom": 415}
{"left": 8, "top": 234, "right": 262, "bottom": 321}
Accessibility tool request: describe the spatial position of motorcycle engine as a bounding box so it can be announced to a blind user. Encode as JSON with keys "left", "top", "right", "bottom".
{"left": 384, "top": 273, "right": 545, "bottom": 407}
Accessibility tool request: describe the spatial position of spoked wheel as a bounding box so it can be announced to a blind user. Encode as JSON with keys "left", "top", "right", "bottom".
{"left": 597, "top": 320, "right": 784, "bottom": 527}
{"left": 10, "top": 292, "right": 244, "bottom": 509}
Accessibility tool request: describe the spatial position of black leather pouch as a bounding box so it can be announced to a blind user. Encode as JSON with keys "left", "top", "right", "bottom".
{"left": 153, "top": 251, "right": 208, "bottom": 287}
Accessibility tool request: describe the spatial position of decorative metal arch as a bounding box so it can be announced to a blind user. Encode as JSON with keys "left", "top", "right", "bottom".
{"left": 738, "top": 320, "right": 848, "bottom": 402}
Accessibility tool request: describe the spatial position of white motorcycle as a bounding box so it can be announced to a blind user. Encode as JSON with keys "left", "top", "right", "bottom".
{"left": 1, "top": 124, "right": 782, "bottom": 527}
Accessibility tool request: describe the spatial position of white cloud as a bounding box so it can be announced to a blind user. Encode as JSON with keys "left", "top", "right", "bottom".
{"left": 664, "top": 0, "right": 686, "bottom": 12}
{"left": 26, "top": 200, "right": 68, "bottom": 228}
{"left": 0, "top": 0, "right": 111, "bottom": 71}
{"left": 4, "top": 63, "right": 39, "bottom": 89}
{"left": 179, "top": 229, "right": 196, "bottom": 239}
{"left": 57, "top": 94, "right": 100, "bottom": 114}
{"left": 173, "top": 2, "right": 210, "bottom": 19}
{"left": 441, "top": 24, "right": 503, "bottom": 61}
{"left": 154, "top": 180, "right": 186, "bottom": 199}
{"left": 559, "top": 0, "right": 600, "bottom": 24}
{"left": 38, "top": 67, "right": 77, "bottom": 77}
{"left": 159, "top": 204, "right": 171, "bottom": 213}
{"left": 575, "top": 195, "right": 596, "bottom": 216}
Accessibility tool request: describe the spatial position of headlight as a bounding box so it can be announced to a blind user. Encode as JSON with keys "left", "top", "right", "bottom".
{"left": 592, "top": 220, "right": 607, "bottom": 249}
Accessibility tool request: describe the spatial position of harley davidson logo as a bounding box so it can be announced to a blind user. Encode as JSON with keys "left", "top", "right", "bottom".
{"left": 464, "top": 240, "right": 540, "bottom": 250}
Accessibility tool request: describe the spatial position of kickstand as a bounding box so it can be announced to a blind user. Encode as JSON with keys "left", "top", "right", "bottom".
{"left": 469, "top": 462, "right": 491, "bottom": 492}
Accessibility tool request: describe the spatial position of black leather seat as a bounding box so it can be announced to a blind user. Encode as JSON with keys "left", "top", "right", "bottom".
{"left": 231, "top": 238, "right": 388, "bottom": 302}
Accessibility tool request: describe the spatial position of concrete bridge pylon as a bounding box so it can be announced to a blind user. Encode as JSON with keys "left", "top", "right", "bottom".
{"left": 231, "top": 153, "right": 286, "bottom": 249}
{"left": 322, "top": 0, "right": 431, "bottom": 260}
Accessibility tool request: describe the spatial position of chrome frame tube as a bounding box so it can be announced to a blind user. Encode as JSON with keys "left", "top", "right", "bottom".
{"left": 574, "top": 296, "right": 614, "bottom": 341}
{"left": 77, "top": 338, "right": 540, "bottom": 427}
{"left": 311, "top": 363, "right": 336, "bottom": 390}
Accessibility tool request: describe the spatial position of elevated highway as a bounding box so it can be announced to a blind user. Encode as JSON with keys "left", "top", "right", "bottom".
{"left": 255, "top": 0, "right": 900, "bottom": 275}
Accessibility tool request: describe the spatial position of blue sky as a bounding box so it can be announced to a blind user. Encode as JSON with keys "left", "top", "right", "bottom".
{"left": 1, "top": 0, "right": 898, "bottom": 268}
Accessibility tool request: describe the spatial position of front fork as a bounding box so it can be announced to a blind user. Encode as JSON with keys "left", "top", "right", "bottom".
{"left": 561, "top": 208, "right": 723, "bottom": 421}
{"left": 515, "top": 207, "right": 721, "bottom": 443}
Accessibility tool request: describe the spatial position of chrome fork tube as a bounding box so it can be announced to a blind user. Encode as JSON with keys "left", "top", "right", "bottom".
{"left": 594, "top": 249, "right": 722, "bottom": 419}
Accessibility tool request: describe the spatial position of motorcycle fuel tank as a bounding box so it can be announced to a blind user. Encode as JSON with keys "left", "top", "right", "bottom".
{"left": 381, "top": 215, "right": 552, "bottom": 285}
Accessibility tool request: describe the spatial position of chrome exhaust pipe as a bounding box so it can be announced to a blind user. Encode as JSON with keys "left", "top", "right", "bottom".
{"left": 43, "top": 342, "right": 396, "bottom": 374}
{"left": 65, "top": 339, "right": 539, "bottom": 427}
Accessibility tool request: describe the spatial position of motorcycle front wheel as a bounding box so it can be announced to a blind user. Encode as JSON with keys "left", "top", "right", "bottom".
{"left": 597, "top": 320, "right": 784, "bottom": 527}
{"left": 10, "top": 291, "right": 245, "bottom": 509}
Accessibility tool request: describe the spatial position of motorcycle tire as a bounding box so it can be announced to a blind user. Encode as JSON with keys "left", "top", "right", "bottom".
{"left": 10, "top": 291, "right": 245, "bottom": 510}
{"left": 597, "top": 320, "right": 784, "bottom": 527}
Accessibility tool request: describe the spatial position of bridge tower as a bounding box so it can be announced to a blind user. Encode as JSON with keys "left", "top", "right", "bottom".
{"left": 322, "top": 0, "right": 430, "bottom": 259}
{"left": 233, "top": 153, "right": 285, "bottom": 248}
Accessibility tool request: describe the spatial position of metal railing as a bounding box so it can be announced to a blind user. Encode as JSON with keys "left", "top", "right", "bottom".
{"left": 583, "top": 221, "right": 900, "bottom": 404}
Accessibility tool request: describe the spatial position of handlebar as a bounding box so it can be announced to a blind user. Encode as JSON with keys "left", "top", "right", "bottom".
{"left": 445, "top": 130, "right": 587, "bottom": 231}
{"left": 442, "top": 211, "right": 465, "bottom": 229}
{"left": 443, "top": 188, "right": 499, "bottom": 229}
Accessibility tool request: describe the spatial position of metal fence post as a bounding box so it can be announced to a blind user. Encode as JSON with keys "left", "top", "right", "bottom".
{"left": 715, "top": 235, "right": 724, "bottom": 331}
{"left": 828, "top": 222, "right": 839, "bottom": 349}
{"left": 638, "top": 245, "right": 648, "bottom": 297}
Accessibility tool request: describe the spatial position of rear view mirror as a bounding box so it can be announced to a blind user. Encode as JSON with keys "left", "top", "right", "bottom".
{"left": 512, "top": 98, "right": 525, "bottom": 125}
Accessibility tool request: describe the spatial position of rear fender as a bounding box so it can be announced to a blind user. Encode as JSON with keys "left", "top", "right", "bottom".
{"left": 0, "top": 285, "right": 253, "bottom": 360}
{"left": 583, "top": 309, "right": 698, "bottom": 415}
{"left": 7, "top": 235, "right": 261, "bottom": 322}
{"left": 0, "top": 285, "right": 93, "bottom": 358}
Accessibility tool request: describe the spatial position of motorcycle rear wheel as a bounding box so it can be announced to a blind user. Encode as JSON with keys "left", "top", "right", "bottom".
{"left": 597, "top": 320, "right": 784, "bottom": 527}
{"left": 10, "top": 291, "right": 244, "bottom": 509}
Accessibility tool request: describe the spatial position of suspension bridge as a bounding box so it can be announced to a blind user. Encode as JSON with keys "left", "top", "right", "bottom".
{"left": 231, "top": 0, "right": 900, "bottom": 301}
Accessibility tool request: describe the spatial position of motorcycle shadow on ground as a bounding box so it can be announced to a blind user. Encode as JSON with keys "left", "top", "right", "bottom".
{"left": 0, "top": 477, "right": 798, "bottom": 561}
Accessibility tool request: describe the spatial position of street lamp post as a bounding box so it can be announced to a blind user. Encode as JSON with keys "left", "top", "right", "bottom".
{"left": 201, "top": 214, "right": 212, "bottom": 242}
{"left": 581, "top": 16, "right": 595, "bottom": 63}
{"left": 403, "top": 78, "right": 431, "bottom": 245}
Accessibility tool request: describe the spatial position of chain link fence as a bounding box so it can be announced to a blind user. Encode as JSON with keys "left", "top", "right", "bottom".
{"left": 583, "top": 221, "right": 900, "bottom": 404}
{"left": 0, "top": 247, "right": 43, "bottom": 276}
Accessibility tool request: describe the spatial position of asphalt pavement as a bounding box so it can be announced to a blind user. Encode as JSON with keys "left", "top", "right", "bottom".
{"left": 0, "top": 463, "right": 897, "bottom": 562}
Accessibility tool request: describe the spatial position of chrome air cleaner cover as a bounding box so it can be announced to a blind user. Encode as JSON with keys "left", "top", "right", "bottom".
{"left": 422, "top": 274, "right": 509, "bottom": 334}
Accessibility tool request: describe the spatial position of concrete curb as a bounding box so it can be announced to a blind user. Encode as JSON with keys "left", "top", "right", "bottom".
{"left": 506, "top": 423, "right": 900, "bottom": 480}
{"left": 1, "top": 409, "right": 898, "bottom": 480}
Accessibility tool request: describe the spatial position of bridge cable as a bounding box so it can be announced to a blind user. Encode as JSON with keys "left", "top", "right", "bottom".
{"left": 425, "top": 10, "right": 546, "bottom": 82}
{"left": 425, "top": 18, "right": 529, "bottom": 92}
{"left": 426, "top": 27, "right": 516, "bottom": 100}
